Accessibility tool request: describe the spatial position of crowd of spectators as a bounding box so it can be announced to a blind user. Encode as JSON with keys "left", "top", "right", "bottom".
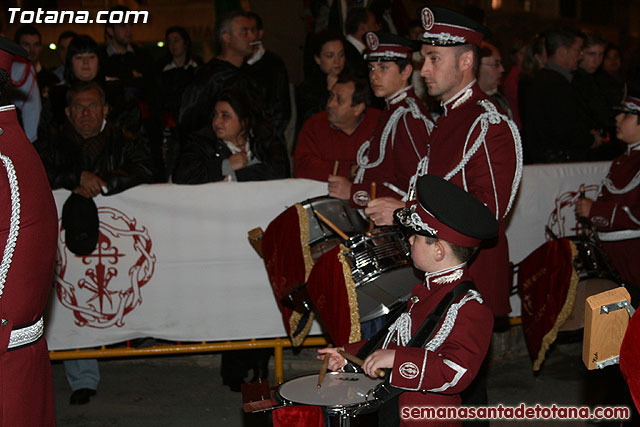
{"left": 11, "top": 1, "right": 640, "bottom": 400}
{"left": 11, "top": 5, "right": 637, "bottom": 191}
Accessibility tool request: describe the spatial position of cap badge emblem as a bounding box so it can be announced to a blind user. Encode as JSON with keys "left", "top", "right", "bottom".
{"left": 366, "top": 32, "right": 379, "bottom": 51}
{"left": 421, "top": 7, "right": 435, "bottom": 31}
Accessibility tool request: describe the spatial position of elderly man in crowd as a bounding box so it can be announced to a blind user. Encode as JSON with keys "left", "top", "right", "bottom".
{"left": 294, "top": 74, "right": 380, "bottom": 181}
{"left": 35, "top": 81, "right": 153, "bottom": 405}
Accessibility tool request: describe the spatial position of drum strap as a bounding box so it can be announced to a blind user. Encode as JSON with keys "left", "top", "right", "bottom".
{"left": 363, "top": 281, "right": 476, "bottom": 409}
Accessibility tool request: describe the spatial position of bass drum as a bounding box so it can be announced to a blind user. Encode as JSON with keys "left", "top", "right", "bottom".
{"left": 342, "top": 227, "right": 422, "bottom": 323}
{"left": 560, "top": 236, "right": 620, "bottom": 331}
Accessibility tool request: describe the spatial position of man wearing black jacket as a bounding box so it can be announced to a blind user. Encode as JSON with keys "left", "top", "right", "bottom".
{"left": 179, "top": 10, "right": 261, "bottom": 136}
{"left": 36, "top": 81, "right": 153, "bottom": 197}
{"left": 35, "top": 81, "right": 154, "bottom": 406}
{"left": 521, "top": 28, "right": 603, "bottom": 163}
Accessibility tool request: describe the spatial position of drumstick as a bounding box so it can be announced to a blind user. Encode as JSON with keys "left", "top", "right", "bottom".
{"left": 368, "top": 182, "right": 377, "bottom": 231}
{"left": 317, "top": 344, "right": 332, "bottom": 388}
{"left": 338, "top": 350, "right": 386, "bottom": 378}
{"left": 332, "top": 160, "right": 339, "bottom": 176}
{"left": 312, "top": 209, "right": 349, "bottom": 240}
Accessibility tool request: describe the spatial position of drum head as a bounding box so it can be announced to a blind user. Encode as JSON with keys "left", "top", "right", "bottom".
{"left": 278, "top": 372, "right": 381, "bottom": 408}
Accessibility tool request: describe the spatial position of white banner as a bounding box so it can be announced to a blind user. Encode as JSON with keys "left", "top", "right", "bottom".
{"left": 44, "top": 163, "right": 610, "bottom": 350}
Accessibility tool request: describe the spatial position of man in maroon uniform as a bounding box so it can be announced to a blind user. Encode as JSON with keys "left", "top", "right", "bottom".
{"left": 576, "top": 94, "right": 640, "bottom": 301}
{"left": 328, "top": 32, "right": 433, "bottom": 220}
{"left": 417, "top": 6, "right": 522, "bottom": 319}
{"left": 320, "top": 175, "right": 497, "bottom": 426}
{"left": 0, "top": 38, "right": 57, "bottom": 425}
{"left": 294, "top": 75, "right": 381, "bottom": 181}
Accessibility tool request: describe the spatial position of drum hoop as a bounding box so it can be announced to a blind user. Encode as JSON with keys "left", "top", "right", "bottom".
{"left": 351, "top": 263, "right": 412, "bottom": 287}
{"left": 276, "top": 372, "right": 378, "bottom": 412}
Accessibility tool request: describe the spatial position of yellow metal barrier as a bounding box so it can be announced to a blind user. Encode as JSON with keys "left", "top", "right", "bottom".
{"left": 49, "top": 320, "right": 522, "bottom": 384}
{"left": 49, "top": 336, "right": 328, "bottom": 384}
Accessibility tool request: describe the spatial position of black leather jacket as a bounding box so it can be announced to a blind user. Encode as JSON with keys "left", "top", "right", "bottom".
{"left": 172, "top": 124, "right": 289, "bottom": 184}
{"left": 178, "top": 59, "right": 261, "bottom": 136}
{"left": 35, "top": 122, "right": 154, "bottom": 195}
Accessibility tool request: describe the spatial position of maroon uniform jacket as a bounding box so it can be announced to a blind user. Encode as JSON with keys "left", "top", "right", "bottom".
{"left": 344, "top": 266, "right": 493, "bottom": 426}
{"left": 425, "top": 82, "right": 522, "bottom": 316}
{"left": 0, "top": 106, "right": 57, "bottom": 425}
{"left": 349, "top": 86, "right": 433, "bottom": 207}
{"left": 589, "top": 144, "right": 640, "bottom": 287}
{"left": 294, "top": 108, "right": 381, "bottom": 181}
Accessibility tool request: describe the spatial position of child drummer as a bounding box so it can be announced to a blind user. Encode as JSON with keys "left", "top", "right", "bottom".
{"left": 319, "top": 174, "right": 497, "bottom": 425}
{"left": 576, "top": 92, "right": 640, "bottom": 306}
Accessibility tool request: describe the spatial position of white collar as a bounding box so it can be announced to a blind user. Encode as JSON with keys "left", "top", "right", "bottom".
{"left": 441, "top": 79, "right": 476, "bottom": 116}
{"left": 107, "top": 41, "right": 135, "bottom": 56}
{"left": 346, "top": 35, "right": 366, "bottom": 54}
{"left": 223, "top": 139, "right": 252, "bottom": 160}
{"left": 162, "top": 58, "right": 199, "bottom": 72}
{"left": 386, "top": 85, "right": 412, "bottom": 106}
{"left": 424, "top": 263, "right": 466, "bottom": 290}
{"left": 628, "top": 141, "right": 640, "bottom": 154}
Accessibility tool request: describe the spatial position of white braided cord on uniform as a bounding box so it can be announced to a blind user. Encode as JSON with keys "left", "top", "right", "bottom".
{"left": 382, "top": 311, "right": 412, "bottom": 349}
{"left": 0, "top": 152, "right": 20, "bottom": 299}
{"left": 424, "top": 289, "right": 483, "bottom": 353}
{"left": 602, "top": 170, "right": 640, "bottom": 195}
{"left": 401, "top": 98, "right": 433, "bottom": 200}
{"left": 444, "top": 100, "right": 523, "bottom": 220}
{"left": 354, "top": 98, "right": 433, "bottom": 185}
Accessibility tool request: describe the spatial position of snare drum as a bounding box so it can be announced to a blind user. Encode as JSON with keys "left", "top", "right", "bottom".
{"left": 300, "top": 196, "right": 369, "bottom": 260}
{"left": 276, "top": 372, "right": 381, "bottom": 421}
{"left": 343, "top": 227, "right": 421, "bottom": 322}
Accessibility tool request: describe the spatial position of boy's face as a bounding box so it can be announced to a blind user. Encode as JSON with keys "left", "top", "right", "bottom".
{"left": 409, "top": 234, "right": 437, "bottom": 272}
{"left": 615, "top": 112, "right": 640, "bottom": 144}
{"left": 369, "top": 60, "right": 410, "bottom": 98}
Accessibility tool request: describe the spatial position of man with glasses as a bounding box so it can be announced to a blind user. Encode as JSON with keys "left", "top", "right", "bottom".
{"left": 478, "top": 41, "right": 513, "bottom": 119}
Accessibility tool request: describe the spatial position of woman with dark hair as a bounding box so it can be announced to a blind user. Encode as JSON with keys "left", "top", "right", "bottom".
{"left": 296, "top": 30, "right": 346, "bottom": 132}
{"left": 173, "top": 88, "right": 288, "bottom": 183}
{"left": 157, "top": 26, "right": 202, "bottom": 125}
{"left": 45, "top": 35, "right": 142, "bottom": 137}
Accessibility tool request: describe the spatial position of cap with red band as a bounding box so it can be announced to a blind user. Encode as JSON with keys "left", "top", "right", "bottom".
{"left": 613, "top": 95, "right": 640, "bottom": 115}
{"left": 419, "top": 6, "right": 490, "bottom": 48}
{"left": 394, "top": 175, "right": 498, "bottom": 248}
{"left": 363, "top": 31, "right": 415, "bottom": 61}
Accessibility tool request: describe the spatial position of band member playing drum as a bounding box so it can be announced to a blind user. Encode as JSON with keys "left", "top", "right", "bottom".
{"left": 576, "top": 92, "right": 640, "bottom": 305}
{"left": 319, "top": 175, "right": 497, "bottom": 426}
{"left": 328, "top": 32, "right": 433, "bottom": 225}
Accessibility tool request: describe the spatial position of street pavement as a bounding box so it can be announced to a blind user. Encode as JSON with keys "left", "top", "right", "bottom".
{"left": 51, "top": 327, "right": 635, "bottom": 426}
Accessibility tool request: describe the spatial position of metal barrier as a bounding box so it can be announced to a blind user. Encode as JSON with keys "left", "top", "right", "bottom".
{"left": 49, "top": 321, "right": 522, "bottom": 384}
{"left": 49, "top": 336, "right": 328, "bottom": 385}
